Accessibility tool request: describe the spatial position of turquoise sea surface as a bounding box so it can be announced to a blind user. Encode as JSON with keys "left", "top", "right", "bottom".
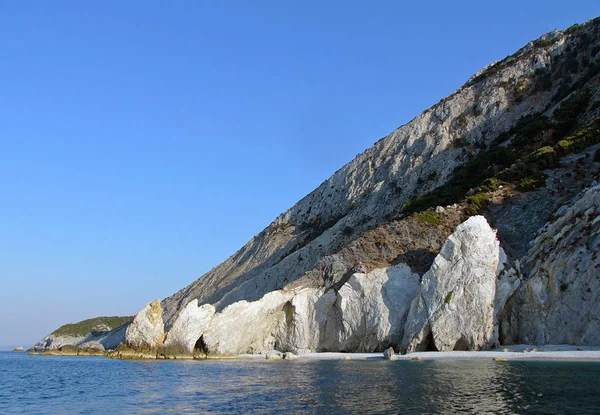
{"left": 1, "top": 352, "right": 599, "bottom": 414}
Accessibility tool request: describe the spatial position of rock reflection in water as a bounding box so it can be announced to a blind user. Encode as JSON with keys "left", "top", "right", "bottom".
{"left": 2, "top": 353, "right": 600, "bottom": 414}
{"left": 134, "top": 359, "right": 597, "bottom": 414}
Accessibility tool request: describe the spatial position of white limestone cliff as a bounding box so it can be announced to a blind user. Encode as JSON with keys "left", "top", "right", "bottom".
{"left": 125, "top": 300, "right": 165, "bottom": 349}
{"left": 201, "top": 290, "right": 295, "bottom": 356}
{"left": 316, "top": 265, "right": 420, "bottom": 352}
{"left": 161, "top": 300, "right": 215, "bottom": 354}
{"left": 401, "top": 216, "right": 501, "bottom": 353}
{"left": 160, "top": 263, "right": 419, "bottom": 355}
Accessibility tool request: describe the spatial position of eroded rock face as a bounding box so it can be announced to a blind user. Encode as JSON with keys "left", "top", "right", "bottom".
{"left": 275, "top": 288, "right": 327, "bottom": 354}
{"left": 260, "top": 264, "right": 420, "bottom": 354}
{"left": 196, "top": 263, "right": 419, "bottom": 355}
{"left": 401, "top": 216, "right": 501, "bottom": 353}
{"left": 156, "top": 263, "right": 419, "bottom": 356}
{"left": 502, "top": 184, "right": 600, "bottom": 345}
{"left": 201, "top": 291, "right": 295, "bottom": 356}
{"left": 317, "top": 264, "right": 420, "bottom": 352}
{"left": 161, "top": 300, "right": 215, "bottom": 354}
{"left": 80, "top": 341, "right": 105, "bottom": 352}
{"left": 125, "top": 300, "right": 165, "bottom": 349}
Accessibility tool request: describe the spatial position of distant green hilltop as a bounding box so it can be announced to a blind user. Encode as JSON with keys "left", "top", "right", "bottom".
{"left": 52, "top": 316, "right": 133, "bottom": 337}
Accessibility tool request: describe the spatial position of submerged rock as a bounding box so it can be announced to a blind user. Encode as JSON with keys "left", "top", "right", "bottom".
{"left": 77, "top": 346, "right": 105, "bottom": 356}
{"left": 402, "top": 216, "right": 501, "bottom": 353}
{"left": 58, "top": 345, "right": 81, "bottom": 355}
{"left": 42, "top": 345, "right": 81, "bottom": 356}
{"left": 106, "top": 343, "right": 157, "bottom": 360}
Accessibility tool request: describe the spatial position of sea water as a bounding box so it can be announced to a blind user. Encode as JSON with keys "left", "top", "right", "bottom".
{"left": 1, "top": 352, "right": 599, "bottom": 414}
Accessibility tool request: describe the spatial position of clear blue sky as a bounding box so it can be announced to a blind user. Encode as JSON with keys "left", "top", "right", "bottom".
{"left": 0, "top": 1, "right": 597, "bottom": 348}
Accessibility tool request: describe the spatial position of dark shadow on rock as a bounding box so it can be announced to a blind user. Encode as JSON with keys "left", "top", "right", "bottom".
{"left": 392, "top": 249, "right": 437, "bottom": 277}
{"left": 380, "top": 266, "right": 421, "bottom": 351}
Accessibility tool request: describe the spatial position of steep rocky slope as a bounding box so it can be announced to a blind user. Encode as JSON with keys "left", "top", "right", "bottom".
{"left": 161, "top": 18, "right": 600, "bottom": 327}
{"left": 36, "top": 17, "right": 600, "bottom": 356}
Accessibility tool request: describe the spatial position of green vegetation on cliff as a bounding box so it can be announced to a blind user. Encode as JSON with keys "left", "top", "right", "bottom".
{"left": 52, "top": 316, "right": 132, "bottom": 337}
{"left": 403, "top": 86, "right": 600, "bottom": 218}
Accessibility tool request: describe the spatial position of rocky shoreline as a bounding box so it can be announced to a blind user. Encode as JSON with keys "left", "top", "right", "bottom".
{"left": 27, "top": 344, "right": 600, "bottom": 362}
